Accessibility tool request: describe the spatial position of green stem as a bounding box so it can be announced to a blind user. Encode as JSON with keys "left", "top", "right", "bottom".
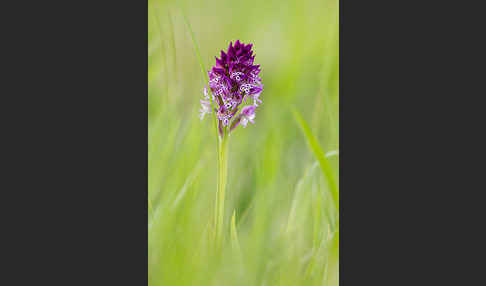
{"left": 215, "top": 132, "right": 229, "bottom": 247}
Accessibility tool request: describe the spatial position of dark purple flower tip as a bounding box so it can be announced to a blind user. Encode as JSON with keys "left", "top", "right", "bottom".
{"left": 201, "top": 40, "right": 263, "bottom": 133}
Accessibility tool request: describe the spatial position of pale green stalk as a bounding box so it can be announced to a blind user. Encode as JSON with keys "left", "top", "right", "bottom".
{"left": 214, "top": 132, "right": 229, "bottom": 247}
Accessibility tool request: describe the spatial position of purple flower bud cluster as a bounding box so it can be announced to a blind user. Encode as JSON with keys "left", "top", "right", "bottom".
{"left": 200, "top": 40, "right": 263, "bottom": 135}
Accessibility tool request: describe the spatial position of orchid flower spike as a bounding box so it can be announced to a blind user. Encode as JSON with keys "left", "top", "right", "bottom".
{"left": 199, "top": 40, "right": 263, "bottom": 136}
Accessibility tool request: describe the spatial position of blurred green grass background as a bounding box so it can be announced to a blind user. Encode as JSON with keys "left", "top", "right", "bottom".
{"left": 149, "top": 0, "right": 339, "bottom": 285}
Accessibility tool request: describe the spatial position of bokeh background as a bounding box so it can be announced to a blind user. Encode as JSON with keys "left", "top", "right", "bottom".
{"left": 149, "top": 0, "right": 339, "bottom": 285}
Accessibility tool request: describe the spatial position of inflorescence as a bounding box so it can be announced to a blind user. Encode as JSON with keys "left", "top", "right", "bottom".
{"left": 200, "top": 40, "right": 263, "bottom": 135}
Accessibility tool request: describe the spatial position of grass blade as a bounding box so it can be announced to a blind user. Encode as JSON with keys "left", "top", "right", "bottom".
{"left": 230, "top": 210, "right": 242, "bottom": 254}
{"left": 171, "top": 158, "right": 205, "bottom": 210}
{"left": 286, "top": 162, "right": 318, "bottom": 234}
{"left": 291, "top": 108, "right": 339, "bottom": 211}
{"left": 179, "top": 6, "right": 219, "bottom": 144}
